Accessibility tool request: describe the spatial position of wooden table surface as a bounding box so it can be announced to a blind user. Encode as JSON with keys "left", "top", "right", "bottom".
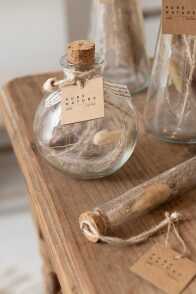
{"left": 1, "top": 72, "right": 196, "bottom": 294}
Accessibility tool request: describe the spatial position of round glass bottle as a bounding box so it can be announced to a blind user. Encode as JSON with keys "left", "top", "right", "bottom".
{"left": 144, "top": 29, "right": 196, "bottom": 144}
{"left": 34, "top": 41, "right": 138, "bottom": 179}
{"left": 89, "top": 0, "right": 150, "bottom": 94}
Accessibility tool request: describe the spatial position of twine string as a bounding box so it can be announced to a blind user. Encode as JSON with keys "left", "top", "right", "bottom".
{"left": 81, "top": 211, "right": 186, "bottom": 248}
{"left": 165, "top": 212, "right": 189, "bottom": 259}
{"left": 43, "top": 68, "right": 97, "bottom": 92}
{"left": 44, "top": 68, "right": 99, "bottom": 107}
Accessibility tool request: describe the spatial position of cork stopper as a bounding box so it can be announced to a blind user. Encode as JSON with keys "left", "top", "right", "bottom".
{"left": 67, "top": 40, "right": 95, "bottom": 66}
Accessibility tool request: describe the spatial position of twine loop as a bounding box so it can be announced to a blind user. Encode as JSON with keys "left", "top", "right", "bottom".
{"left": 43, "top": 68, "right": 98, "bottom": 108}
{"left": 43, "top": 68, "right": 97, "bottom": 93}
{"left": 165, "top": 212, "right": 189, "bottom": 259}
{"left": 80, "top": 211, "right": 187, "bottom": 249}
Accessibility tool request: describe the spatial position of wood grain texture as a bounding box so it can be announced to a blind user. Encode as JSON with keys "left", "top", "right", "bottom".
{"left": 1, "top": 73, "right": 196, "bottom": 294}
{"left": 40, "top": 237, "right": 61, "bottom": 294}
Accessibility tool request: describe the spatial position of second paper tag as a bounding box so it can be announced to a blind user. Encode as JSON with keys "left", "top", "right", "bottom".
{"left": 131, "top": 243, "right": 196, "bottom": 294}
{"left": 162, "top": 0, "right": 196, "bottom": 35}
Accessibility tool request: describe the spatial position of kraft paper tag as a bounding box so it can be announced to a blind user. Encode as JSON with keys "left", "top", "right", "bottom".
{"left": 162, "top": 0, "right": 196, "bottom": 35}
{"left": 130, "top": 243, "right": 196, "bottom": 294}
{"left": 61, "top": 77, "right": 104, "bottom": 125}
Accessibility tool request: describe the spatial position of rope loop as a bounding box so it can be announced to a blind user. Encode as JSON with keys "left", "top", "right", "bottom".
{"left": 80, "top": 211, "right": 186, "bottom": 249}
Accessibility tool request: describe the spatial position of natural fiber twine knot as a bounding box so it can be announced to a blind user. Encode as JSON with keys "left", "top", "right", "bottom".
{"left": 43, "top": 68, "right": 97, "bottom": 93}
{"left": 80, "top": 210, "right": 188, "bottom": 249}
{"left": 43, "top": 77, "right": 76, "bottom": 93}
{"left": 164, "top": 211, "right": 189, "bottom": 259}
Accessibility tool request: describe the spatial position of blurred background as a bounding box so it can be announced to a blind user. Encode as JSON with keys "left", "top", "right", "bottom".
{"left": 0, "top": 0, "right": 161, "bottom": 292}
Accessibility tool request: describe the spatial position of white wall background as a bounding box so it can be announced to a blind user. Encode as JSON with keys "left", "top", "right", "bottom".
{"left": 0, "top": 0, "right": 161, "bottom": 87}
{"left": 0, "top": 0, "right": 66, "bottom": 87}
{"left": 141, "top": 0, "right": 161, "bottom": 54}
{"left": 141, "top": 0, "right": 161, "bottom": 7}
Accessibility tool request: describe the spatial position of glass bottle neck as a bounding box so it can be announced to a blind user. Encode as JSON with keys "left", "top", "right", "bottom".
{"left": 60, "top": 54, "right": 104, "bottom": 81}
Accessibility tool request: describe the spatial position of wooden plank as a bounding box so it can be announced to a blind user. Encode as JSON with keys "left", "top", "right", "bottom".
{"left": 1, "top": 73, "right": 196, "bottom": 294}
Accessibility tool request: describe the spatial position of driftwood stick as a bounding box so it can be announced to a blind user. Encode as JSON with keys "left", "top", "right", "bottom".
{"left": 80, "top": 157, "right": 196, "bottom": 243}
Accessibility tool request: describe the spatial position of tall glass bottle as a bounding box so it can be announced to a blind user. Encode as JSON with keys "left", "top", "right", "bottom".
{"left": 89, "top": 0, "right": 150, "bottom": 94}
{"left": 144, "top": 28, "right": 196, "bottom": 144}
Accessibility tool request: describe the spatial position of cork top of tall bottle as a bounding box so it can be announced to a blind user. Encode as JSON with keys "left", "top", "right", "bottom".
{"left": 67, "top": 40, "right": 95, "bottom": 66}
